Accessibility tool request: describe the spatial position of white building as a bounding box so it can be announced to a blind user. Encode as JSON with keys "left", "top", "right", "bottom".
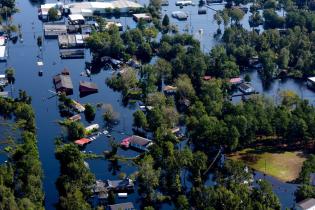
{"left": 67, "top": 1, "right": 143, "bottom": 17}
{"left": 296, "top": 198, "right": 315, "bottom": 210}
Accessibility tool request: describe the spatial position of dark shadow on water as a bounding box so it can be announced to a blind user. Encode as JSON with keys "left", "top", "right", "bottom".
{"left": 80, "top": 91, "right": 98, "bottom": 98}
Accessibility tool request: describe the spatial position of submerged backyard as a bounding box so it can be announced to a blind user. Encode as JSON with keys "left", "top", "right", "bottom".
{"left": 2, "top": 0, "right": 315, "bottom": 209}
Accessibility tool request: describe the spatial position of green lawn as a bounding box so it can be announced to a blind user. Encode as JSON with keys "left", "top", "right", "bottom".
{"left": 228, "top": 148, "right": 306, "bottom": 182}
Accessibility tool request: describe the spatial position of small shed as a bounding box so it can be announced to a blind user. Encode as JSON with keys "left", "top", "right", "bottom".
{"left": 296, "top": 198, "right": 315, "bottom": 210}
{"left": 68, "top": 14, "right": 85, "bottom": 25}
{"left": 107, "top": 202, "right": 135, "bottom": 210}
{"left": 133, "top": 13, "right": 152, "bottom": 22}
{"left": 53, "top": 74, "right": 73, "bottom": 95}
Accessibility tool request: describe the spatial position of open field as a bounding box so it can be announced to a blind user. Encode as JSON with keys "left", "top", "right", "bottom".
{"left": 228, "top": 148, "right": 307, "bottom": 182}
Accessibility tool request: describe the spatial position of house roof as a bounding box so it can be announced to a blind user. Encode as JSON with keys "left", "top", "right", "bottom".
{"left": 79, "top": 81, "right": 98, "bottom": 90}
{"left": 107, "top": 202, "right": 135, "bottom": 210}
{"left": 229, "top": 77, "right": 242, "bottom": 84}
{"left": 297, "top": 198, "right": 315, "bottom": 209}
{"left": 68, "top": 14, "right": 85, "bottom": 21}
{"left": 53, "top": 74, "right": 73, "bottom": 90}
{"left": 0, "top": 46, "right": 6, "bottom": 58}
{"left": 74, "top": 138, "right": 91, "bottom": 146}
{"left": 308, "top": 77, "right": 315, "bottom": 83}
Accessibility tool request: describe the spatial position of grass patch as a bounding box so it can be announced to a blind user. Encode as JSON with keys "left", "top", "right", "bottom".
{"left": 228, "top": 148, "right": 306, "bottom": 182}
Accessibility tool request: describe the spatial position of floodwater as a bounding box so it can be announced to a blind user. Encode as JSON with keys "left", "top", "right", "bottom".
{"left": 0, "top": 0, "right": 312, "bottom": 209}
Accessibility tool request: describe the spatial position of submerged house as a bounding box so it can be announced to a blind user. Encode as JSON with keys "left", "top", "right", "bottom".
{"left": 163, "top": 85, "right": 177, "bottom": 95}
{"left": 0, "top": 74, "right": 8, "bottom": 86}
{"left": 296, "top": 198, "right": 315, "bottom": 210}
{"left": 229, "top": 77, "right": 243, "bottom": 86}
{"left": 75, "top": 138, "right": 92, "bottom": 146}
{"left": 71, "top": 100, "right": 85, "bottom": 112}
{"left": 307, "top": 77, "right": 315, "bottom": 90}
{"left": 79, "top": 81, "right": 98, "bottom": 94}
{"left": 66, "top": 1, "right": 143, "bottom": 17}
{"left": 0, "top": 45, "right": 7, "bottom": 61}
{"left": 172, "top": 11, "right": 189, "bottom": 20}
{"left": 68, "top": 14, "right": 85, "bottom": 25}
{"left": 39, "top": 3, "right": 63, "bottom": 21}
{"left": 44, "top": 24, "right": 67, "bottom": 38}
{"left": 120, "top": 135, "right": 153, "bottom": 152}
{"left": 53, "top": 73, "right": 73, "bottom": 95}
{"left": 239, "top": 82, "right": 255, "bottom": 94}
{"left": 85, "top": 123, "right": 99, "bottom": 132}
{"left": 106, "top": 178, "right": 134, "bottom": 192}
{"left": 92, "top": 180, "right": 109, "bottom": 200}
{"left": 60, "top": 49, "right": 85, "bottom": 59}
{"left": 68, "top": 114, "right": 81, "bottom": 121}
{"left": 132, "top": 13, "right": 152, "bottom": 22}
{"left": 107, "top": 202, "right": 135, "bottom": 210}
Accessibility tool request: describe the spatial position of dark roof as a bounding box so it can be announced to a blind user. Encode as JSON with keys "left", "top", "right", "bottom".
{"left": 130, "top": 135, "right": 152, "bottom": 146}
{"left": 53, "top": 74, "right": 73, "bottom": 90}
{"left": 310, "top": 173, "right": 315, "bottom": 186}
{"left": 106, "top": 178, "right": 134, "bottom": 189}
{"left": 297, "top": 198, "right": 315, "bottom": 209}
{"left": 79, "top": 81, "right": 98, "bottom": 90}
{"left": 107, "top": 202, "right": 135, "bottom": 210}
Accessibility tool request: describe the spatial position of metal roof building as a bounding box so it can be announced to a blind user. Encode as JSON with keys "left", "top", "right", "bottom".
{"left": 67, "top": 1, "right": 143, "bottom": 16}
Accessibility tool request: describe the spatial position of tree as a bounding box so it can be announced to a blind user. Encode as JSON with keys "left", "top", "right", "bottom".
{"left": 162, "top": 14, "right": 170, "bottom": 27}
{"left": 295, "top": 185, "right": 315, "bottom": 202}
{"left": 259, "top": 49, "right": 277, "bottom": 80}
{"left": 176, "top": 195, "right": 190, "bottom": 210}
{"left": 5, "top": 67, "right": 15, "bottom": 84}
{"left": 101, "top": 104, "right": 119, "bottom": 124}
{"left": 133, "top": 110, "right": 147, "bottom": 129}
{"left": 137, "top": 155, "right": 160, "bottom": 201}
{"left": 84, "top": 104, "right": 96, "bottom": 122}
{"left": 263, "top": 9, "right": 285, "bottom": 29}
{"left": 48, "top": 7, "right": 59, "bottom": 21}
{"left": 66, "top": 121, "right": 85, "bottom": 141}
{"left": 229, "top": 8, "right": 245, "bottom": 24}
{"left": 175, "top": 74, "right": 196, "bottom": 101}
{"left": 244, "top": 74, "right": 251, "bottom": 82}
{"left": 147, "top": 92, "right": 166, "bottom": 107}
{"left": 251, "top": 180, "right": 281, "bottom": 210}
{"left": 278, "top": 48, "right": 290, "bottom": 69}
